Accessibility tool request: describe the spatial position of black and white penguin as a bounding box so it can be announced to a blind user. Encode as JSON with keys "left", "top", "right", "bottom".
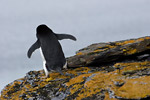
{"left": 27, "top": 24, "right": 76, "bottom": 77}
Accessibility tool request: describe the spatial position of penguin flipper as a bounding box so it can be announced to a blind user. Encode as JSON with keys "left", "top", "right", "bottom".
{"left": 27, "top": 39, "right": 40, "bottom": 58}
{"left": 55, "top": 33, "right": 77, "bottom": 41}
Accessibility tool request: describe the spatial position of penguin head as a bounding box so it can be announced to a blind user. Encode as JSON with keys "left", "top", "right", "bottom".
{"left": 36, "top": 24, "right": 53, "bottom": 34}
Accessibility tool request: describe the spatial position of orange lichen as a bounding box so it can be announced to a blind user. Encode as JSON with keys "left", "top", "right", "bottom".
{"left": 115, "top": 37, "right": 150, "bottom": 46}
{"left": 66, "top": 73, "right": 92, "bottom": 86}
{"left": 70, "top": 61, "right": 150, "bottom": 99}
{"left": 98, "top": 45, "right": 116, "bottom": 50}
{"left": 113, "top": 76, "right": 150, "bottom": 99}
{"left": 76, "top": 37, "right": 150, "bottom": 57}
{"left": 138, "top": 36, "right": 150, "bottom": 41}
{"left": 106, "top": 45, "right": 116, "bottom": 49}
{"left": 123, "top": 48, "right": 137, "bottom": 55}
{"left": 89, "top": 45, "right": 116, "bottom": 55}
{"left": 48, "top": 72, "right": 70, "bottom": 80}
{"left": 73, "top": 71, "right": 119, "bottom": 100}
{"left": 0, "top": 80, "right": 24, "bottom": 99}
{"left": 114, "top": 61, "right": 150, "bottom": 68}
{"left": 73, "top": 67, "right": 90, "bottom": 73}
{"left": 76, "top": 52, "right": 84, "bottom": 55}
{"left": 66, "top": 67, "right": 90, "bottom": 76}
{"left": 1, "top": 59, "right": 150, "bottom": 99}
{"left": 114, "top": 61, "right": 150, "bottom": 75}
{"left": 97, "top": 47, "right": 109, "bottom": 51}
{"left": 93, "top": 49, "right": 105, "bottom": 53}
{"left": 116, "top": 40, "right": 136, "bottom": 45}
{"left": 70, "top": 84, "right": 83, "bottom": 94}
{"left": 76, "top": 88, "right": 101, "bottom": 100}
{"left": 145, "top": 36, "right": 150, "bottom": 39}
{"left": 137, "top": 38, "right": 145, "bottom": 41}
{"left": 0, "top": 71, "right": 65, "bottom": 99}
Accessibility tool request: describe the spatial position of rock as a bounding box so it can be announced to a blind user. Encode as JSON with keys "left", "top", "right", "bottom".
{"left": 1, "top": 36, "right": 150, "bottom": 100}
{"left": 67, "top": 36, "right": 150, "bottom": 67}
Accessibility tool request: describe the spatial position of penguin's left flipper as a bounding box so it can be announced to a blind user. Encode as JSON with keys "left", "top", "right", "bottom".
{"left": 27, "top": 39, "right": 40, "bottom": 58}
{"left": 55, "top": 33, "right": 77, "bottom": 41}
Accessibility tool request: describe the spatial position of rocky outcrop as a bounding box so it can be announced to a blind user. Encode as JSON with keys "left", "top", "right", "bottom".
{"left": 67, "top": 36, "right": 150, "bottom": 67}
{"left": 1, "top": 36, "right": 150, "bottom": 100}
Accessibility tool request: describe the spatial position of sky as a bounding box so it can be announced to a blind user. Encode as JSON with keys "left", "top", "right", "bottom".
{"left": 0, "top": 0, "right": 150, "bottom": 91}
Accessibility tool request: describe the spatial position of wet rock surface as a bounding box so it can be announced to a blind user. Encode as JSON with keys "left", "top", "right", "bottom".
{"left": 1, "top": 36, "right": 150, "bottom": 100}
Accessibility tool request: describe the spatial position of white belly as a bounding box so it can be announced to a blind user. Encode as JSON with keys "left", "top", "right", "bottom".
{"left": 40, "top": 47, "right": 49, "bottom": 76}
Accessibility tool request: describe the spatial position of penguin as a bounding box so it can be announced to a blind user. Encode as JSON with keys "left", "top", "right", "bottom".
{"left": 27, "top": 24, "right": 76, "bottom": 77}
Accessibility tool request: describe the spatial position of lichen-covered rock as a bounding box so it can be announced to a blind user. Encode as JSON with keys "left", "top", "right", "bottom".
{"left": 67, "top": 36, "right": 150, "bottom": 67}
{"left": 1, "top": 36, "right": 150, "bottom": 100}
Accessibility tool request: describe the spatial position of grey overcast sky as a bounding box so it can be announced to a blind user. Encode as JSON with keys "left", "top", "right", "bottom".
{"left": 0, "top": 0, "right": 150, "bottom": 90}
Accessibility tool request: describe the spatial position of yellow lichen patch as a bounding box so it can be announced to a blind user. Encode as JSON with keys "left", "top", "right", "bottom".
{"left": 116, "top": 40, "right": 136, "bottom": 45}
{"left": 76, "top": 52, "right": 84, "bottom": 55}
{"left": 115, "top": 37, "right": 150, "bottom": 46}
{"left": 137, "top": 38, "right": 145, "bottom": 41}
{"left": 73, "top": 67, "right": 90, "bottom": 73}
{"left": 93, "top": 49, "right": 105, "bottom": 53}
{"left": 97, "top": 45, "right": 116, "bottom": 50}
{"left": 45, "top": 77, "right": 53, "bottom": 81}
{"left": 76, "top": 63, "right": 150, "bottom": 100}
{"left": 70, "top": 84, "right": 83, "bottom": 94}
{"left": 74, "top": 71, "right": 122, "bottom": 100}
{"left": 48, "top": 72, "right": 70, "bottom": 80}
{"left": 106, "top": 45, "right": 116, "bottom": 49}
{"left": 138, "top": 37, "right": 150, "bottom": 41}
{"left": 113, "top": 76, "right": 150, "bottom": 99}
{"left": 97, "top": 47, "right": 109, "bottom": 51}
{"left": 145, "top": 36, "right": 150, "bottom": 39}
{"left": 66, "top": 73, "right": 92, "bottom": 86}
{"left": 0, "top": 80, "right": 23, "bottom": 99}
{"left": 66, "top": 67, "right": 90, "bottom": 76}
{"left": 2, "top": 58, "right": 150, "bottom": 100}
{"left": 124, "top": 48, "right": 137, "bottom": 55}
{"left": 89, "top": 44, "right": 117, "bottom": 55}
{"left": 1, "top": 78, "right": 55, "bottom": 99}
{"left": 84, "top": 72, "right": 111, "bottom": 89}
{"left": 0, "top": 71, "right": 64, "bottom": 99}
{"left": 114, "top": 61, "right": 150, "bottom": 75}
{"left": 76, "top": 87, "right": 101, "bottom": 100}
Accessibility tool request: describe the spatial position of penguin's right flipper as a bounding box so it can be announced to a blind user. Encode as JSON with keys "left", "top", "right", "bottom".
{"left": 27, "top": 39, "right": 40, "bottom": 58}
{"left": 55, "top": 33, "right": 77, "bottom": 41}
